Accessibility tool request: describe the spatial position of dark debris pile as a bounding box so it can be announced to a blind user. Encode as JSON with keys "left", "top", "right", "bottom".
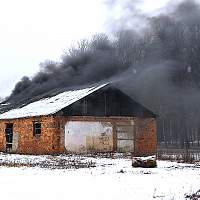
{"left": 185, "top": 190, "right": 200, "bottom": 200}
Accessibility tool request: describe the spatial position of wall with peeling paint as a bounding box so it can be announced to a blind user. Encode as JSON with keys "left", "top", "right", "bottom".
{"left": 65, "top": 121, "right": 113, "bottom": 152}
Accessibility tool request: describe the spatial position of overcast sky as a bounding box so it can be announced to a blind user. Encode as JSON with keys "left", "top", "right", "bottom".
{"left": 0, "top": 0, "right": 170, "bottom": 97}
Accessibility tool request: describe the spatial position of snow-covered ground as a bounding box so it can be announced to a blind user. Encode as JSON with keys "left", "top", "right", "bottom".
{"left": 0, "top": 153, "right": 199, "bottom": 200}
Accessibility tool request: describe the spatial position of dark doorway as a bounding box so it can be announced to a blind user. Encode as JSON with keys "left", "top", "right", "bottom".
{"left": 5, "top": 123, "right": 13, "bottom": 152}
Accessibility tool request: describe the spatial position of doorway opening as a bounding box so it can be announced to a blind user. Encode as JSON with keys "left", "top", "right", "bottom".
{"left": 5, "top": 123, "right": 13, "bottom": 152}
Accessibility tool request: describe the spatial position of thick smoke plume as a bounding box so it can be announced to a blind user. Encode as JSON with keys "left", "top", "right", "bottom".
{"left": 8, "top": 0, "right": 200, "bottom": 102}
{"left": 4, "top": 0, "right": 200, "bottom": 147}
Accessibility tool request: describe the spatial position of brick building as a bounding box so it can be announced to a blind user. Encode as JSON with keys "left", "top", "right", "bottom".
{"left": 0, "top": 83, "right": 157, "bottom": 155}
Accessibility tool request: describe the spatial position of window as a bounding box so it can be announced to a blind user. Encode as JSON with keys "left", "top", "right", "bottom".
{"left": 33, "top": 122, "right": 41, "bottom": 136}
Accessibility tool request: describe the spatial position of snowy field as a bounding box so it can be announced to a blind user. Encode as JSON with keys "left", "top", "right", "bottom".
{"left": 0, "top": 153, "right": 199, "bottom": 200}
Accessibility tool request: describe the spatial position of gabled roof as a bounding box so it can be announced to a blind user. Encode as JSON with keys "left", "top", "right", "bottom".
{"left": 0, "top": 83, "right": 108, "bottom": 120}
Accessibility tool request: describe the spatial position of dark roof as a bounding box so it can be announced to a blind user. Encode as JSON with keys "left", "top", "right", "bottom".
{"left": 0, "top": 82, "right": 156, "bottom": 119}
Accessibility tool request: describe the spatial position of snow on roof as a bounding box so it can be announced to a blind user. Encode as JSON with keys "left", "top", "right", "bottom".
{"left": 0, "top": 83, "right": 108, "bottom": 120}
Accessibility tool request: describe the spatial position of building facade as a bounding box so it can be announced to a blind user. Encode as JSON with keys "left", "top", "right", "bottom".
{"left": 0, "top": 84, "right": 157, "bottom": 155}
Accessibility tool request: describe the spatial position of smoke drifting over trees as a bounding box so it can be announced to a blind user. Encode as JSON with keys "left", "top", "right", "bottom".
{"left": 5, "top": 0, "right": 200, "bottom": 148}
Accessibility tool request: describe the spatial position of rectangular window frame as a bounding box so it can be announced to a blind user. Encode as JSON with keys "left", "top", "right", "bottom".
{"left": 33, "top": 122, "right": 41, "bottom": 136}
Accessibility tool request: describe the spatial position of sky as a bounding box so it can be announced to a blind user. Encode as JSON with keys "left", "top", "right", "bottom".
{"left": 0, "top": 0, "right": 171, "bottom": 98}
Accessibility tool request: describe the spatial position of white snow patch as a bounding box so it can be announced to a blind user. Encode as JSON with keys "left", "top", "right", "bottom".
{"left": 0, "top": 154, "right": 199, "bottom": 200}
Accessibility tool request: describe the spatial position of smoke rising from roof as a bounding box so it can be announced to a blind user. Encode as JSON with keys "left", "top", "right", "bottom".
{"left": 5, "top": 0, "right": 200, "bottom": 119}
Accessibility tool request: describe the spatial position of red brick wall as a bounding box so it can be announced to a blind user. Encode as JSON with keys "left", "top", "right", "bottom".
{"left": 134, "top": 118, "right": 157, "bottom": 156}
{"left": 0, "top": 116, "right": 157, "bottom": 155}
{"left": 0, "top": 116, "right": 62, "bottom": 154}
{"left": 0, "top": 121, "right": 6, "bottom": 151}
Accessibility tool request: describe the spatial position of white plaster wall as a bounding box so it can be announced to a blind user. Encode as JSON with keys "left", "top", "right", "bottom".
{"left": 65, "top": 121, "right": 113, "bottom": 152}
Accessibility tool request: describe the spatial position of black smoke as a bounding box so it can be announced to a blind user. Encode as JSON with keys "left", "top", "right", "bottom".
{"left": 7, "top": 0, "right": 200, "bottom": 100}
{"left": 8, "top": 1, "right": 200, "bottom": 100}
{"left": 5, "top": 0, "right": 200, "bottom": 148}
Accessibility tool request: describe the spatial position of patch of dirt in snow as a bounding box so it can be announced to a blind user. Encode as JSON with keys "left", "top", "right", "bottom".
{"left": 185, "top": 189, "right": 200, "bottom": 200}
{"left": 0, "top": 153, "right": 96, "bottom": 169}
{"left": 0, "top": 152, "right": 134, "bottom": 169}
